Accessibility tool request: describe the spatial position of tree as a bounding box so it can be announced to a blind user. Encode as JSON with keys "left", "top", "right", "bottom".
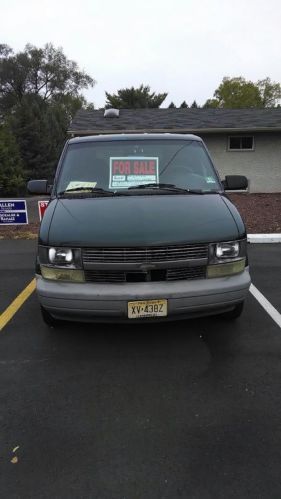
{"left": 213, "top": 77, "right": 262, "bottom": 108}
{"left": 0, "top": 43, "right": 95, "bottom": 116}
{"left": 180, "top": 101, "right": 188, "bottom": 108}
{"left": 190, "top": 100, "right": 199, "bottom": 108}
{"left": 0, "top": 44, "right": 13, "bottom": 57}
{"left": 85, "top": 102, "right": 95, "bottom": 111}
{"left": 10, "top": 94, "right": 67, "bottom": 181}
{"left": 0, "top": 43, "right": 96, "bottom": 191}
{"left": 203, "top": 98, "right": 220, "bottom": 109}
{"left": 168, "top": 102, "right": 176, "bottom": 108}
{"left": 0, "top": 124, "right": 25, "bottom": 196}
{"left": 52, "top": 93, "right": 89, "bottom": 122}
{"left": 202, "top": 76, "right": 281, "bottom": 108}
{"left": 203, "top": 76, "right": 281, "bottom": 108}
{"left": 257, "top": 78, "right": 281, "bottom": 107}
{"left": 105, "top": 85, "right": 168, "bottom": 109}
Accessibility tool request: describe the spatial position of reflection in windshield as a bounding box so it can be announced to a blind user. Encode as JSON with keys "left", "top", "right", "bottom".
{"left": 56, "top": 139, "right": 220, "bottom": 194}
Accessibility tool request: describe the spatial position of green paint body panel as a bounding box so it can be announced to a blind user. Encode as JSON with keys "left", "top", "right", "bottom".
{"left": 39, "top": 194, "right": 246, "bottom": 247}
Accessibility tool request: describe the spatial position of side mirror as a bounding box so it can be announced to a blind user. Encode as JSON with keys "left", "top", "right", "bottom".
{"left": 223, "top": 175, "right": 248, "bottom": 191}
{"left": 27, "top": 180, "right": 52, "bottom": 195}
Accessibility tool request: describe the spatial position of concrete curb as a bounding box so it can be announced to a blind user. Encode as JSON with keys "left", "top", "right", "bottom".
{"left": 247, "top": 234, "right": 281, "bottom": 243}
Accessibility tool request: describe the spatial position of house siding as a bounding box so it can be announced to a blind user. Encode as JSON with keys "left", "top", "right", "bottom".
{"left": 201, "top": 132, "right": 281, "bottom": 193}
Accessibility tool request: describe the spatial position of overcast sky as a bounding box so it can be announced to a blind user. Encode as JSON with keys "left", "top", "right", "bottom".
{"left": 1, "top": 0, "right": 281, "bottom": 108}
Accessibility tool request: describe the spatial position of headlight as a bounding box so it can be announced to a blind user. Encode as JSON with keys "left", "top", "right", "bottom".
{"left": 37, "top": 246, "right": 83, "bottom": 280}
{"left": 49, "top": 247, "right": 73, "bottom": 265}
{"left": 209, "top": 239, "right": 247, "bottom": 264}
{"left": 215, "top": 241, "right": 239, "bottom": 259}
{"left": 207, "top": 239, "right": 247, "bottom": 277}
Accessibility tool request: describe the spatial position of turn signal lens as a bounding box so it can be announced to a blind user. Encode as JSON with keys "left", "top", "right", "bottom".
{"left": 207, "top": 258, "right": 245, "bottom": 278}
{"left": 41, "top": 266, "right": 85, "bottom": 282}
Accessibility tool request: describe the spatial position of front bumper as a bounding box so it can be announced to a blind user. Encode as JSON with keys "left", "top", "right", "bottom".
{"left": 36, "top": 268, "right": 251, "bottom": 322}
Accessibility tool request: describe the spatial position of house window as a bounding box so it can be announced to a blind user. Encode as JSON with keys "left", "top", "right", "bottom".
{"left": 228, "top": 136, "right": 254, "bottom": 151}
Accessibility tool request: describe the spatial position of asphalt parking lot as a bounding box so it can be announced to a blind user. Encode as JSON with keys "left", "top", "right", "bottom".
{"left": 0, "top": 241, "right": 281, "bottom": 499}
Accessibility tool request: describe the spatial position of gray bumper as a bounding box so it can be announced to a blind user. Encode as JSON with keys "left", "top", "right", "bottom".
{"left": 36, "top": 268, "right": 251, "bottom": 322}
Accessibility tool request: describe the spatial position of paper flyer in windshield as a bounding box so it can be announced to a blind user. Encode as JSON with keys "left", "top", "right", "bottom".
{"left": 109, "top": 157, "right": 159, "bottom": 188}
{"left": 66, "top": 181, "right": 97, "bottom": 191}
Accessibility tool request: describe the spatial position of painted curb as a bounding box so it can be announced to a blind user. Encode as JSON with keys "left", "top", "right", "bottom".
{"left": 247, "top": 234, "right": 281, "bottom": 243}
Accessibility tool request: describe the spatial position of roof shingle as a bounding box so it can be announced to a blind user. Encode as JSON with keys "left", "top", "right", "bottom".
{"left": 68, "top": 108, "right": 281, "bottom": 134}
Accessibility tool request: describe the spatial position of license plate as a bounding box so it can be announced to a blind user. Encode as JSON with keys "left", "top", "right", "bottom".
{"left": 128, "top": 299, "right": 167, "bottom": 319}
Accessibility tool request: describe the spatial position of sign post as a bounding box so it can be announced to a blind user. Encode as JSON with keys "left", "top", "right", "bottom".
{"left": 0, "top": 200, "right": 28, "bottom": 225}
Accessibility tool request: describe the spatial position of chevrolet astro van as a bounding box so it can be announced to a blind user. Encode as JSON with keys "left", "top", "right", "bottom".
{"left": 28, "top": 134, "right": 251, "bottom": 326}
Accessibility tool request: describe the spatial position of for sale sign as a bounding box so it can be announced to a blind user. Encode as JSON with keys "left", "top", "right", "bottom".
{"left": 0, "top": 200, "right": 28, "bottom": 225}
{"left": 38, "top": 200, "right": 49, "bottom": 221}
{"left": 109, "top": 157, "right": 159, "bottom": 189}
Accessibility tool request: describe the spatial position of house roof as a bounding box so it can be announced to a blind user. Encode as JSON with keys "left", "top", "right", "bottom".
{"left": 68, "top": 108, "right": 281, "bottom": 135}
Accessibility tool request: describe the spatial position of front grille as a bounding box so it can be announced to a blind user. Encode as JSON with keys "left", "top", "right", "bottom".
{"left": 82, "top": 243, "right": 208, "bottom": 263}
{"left": 84, "top": 266, "right": 206, "bottom": 283}
{"left": 166, "top": 266, "right": 206, "bottom": 281}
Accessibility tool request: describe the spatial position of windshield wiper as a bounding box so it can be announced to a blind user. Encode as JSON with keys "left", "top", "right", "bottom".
{"left": 128, "top": 183, "right": 204, "bottom": 194}
{"left": 57, "top": 187, "right": 116, "bottom": 197}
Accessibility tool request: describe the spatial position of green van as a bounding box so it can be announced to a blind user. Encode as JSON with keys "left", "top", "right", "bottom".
{"left": 28, "top": 133, "right": 251, "bottom": 325}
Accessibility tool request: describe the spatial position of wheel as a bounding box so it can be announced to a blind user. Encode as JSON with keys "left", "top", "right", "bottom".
{"left": 40, "top": 306, "right": 61, "bottom": 327}
{"left": 221, "top": 302, "right": 244, "bottom": 320}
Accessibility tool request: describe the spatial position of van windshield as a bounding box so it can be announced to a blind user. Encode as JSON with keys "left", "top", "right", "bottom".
{"left": 56, "top": 139, "right": 221, "bottom": 194}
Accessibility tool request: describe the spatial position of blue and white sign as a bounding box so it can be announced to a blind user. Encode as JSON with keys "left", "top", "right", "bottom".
{"left": 0, "top": 200, "right": 28, "bottom": 225}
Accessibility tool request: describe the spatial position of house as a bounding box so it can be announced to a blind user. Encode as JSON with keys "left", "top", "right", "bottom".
{"left": 68, "top": 108, "right": 281, "bottom": 192}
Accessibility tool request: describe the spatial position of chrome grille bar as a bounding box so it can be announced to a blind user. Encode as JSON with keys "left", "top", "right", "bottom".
{"left": 82, "top": 243, "right": 208, "bottom": 263}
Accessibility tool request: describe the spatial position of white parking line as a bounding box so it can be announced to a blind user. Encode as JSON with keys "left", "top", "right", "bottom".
{"left": 248, "top": 234, "right": 281, "bottom": 243}
{"left": 250, "top": 284, "right": 281, "bottom": 329}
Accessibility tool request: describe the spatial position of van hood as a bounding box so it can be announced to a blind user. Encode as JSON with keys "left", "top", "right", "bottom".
{"left": 40, "top": 194, "right": 246, "bottom": 247}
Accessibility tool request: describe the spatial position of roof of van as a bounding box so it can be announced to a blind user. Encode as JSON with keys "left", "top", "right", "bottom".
{"left": 68, "top": 133, "right": 203, "bottom": 144}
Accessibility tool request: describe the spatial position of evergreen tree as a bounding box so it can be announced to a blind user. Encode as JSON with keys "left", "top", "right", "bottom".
{"left": 10, "top": 95, "right": 67, "bottom": 181}
{"left": 0, "top": 124, "right": 25, "bottom": 196}
{"left": 105, "top": 85, "right": 167, "bottom": 109}
{"left": 190, "top": 100, "right": 199, "bottom": 108}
